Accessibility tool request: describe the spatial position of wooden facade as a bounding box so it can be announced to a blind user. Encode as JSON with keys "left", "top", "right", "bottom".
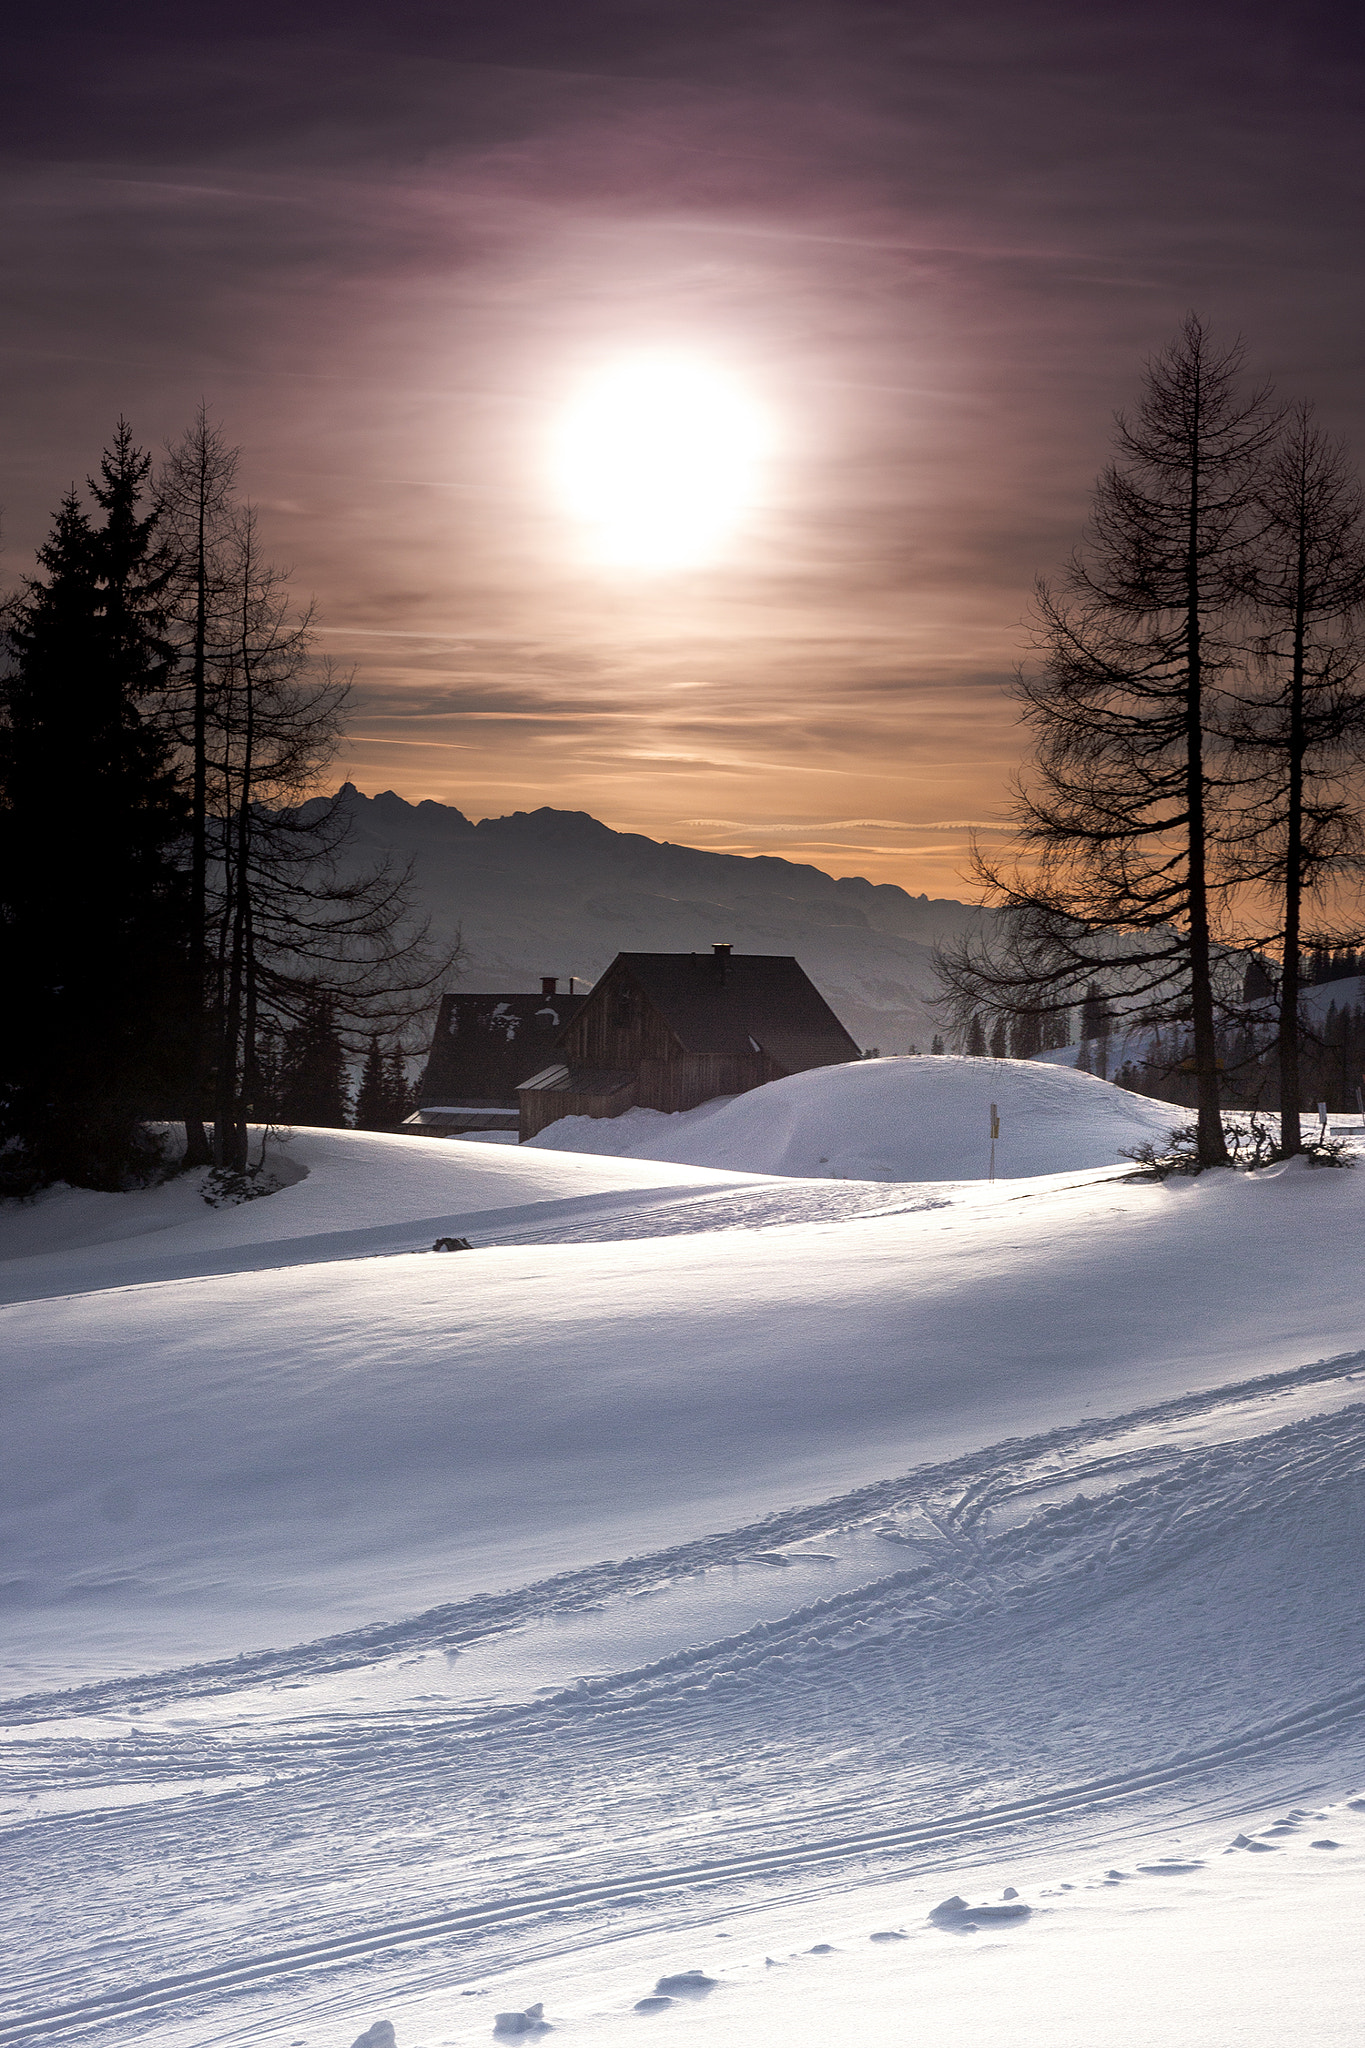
{"left": 517, "top": 947, "right": 859, "bottom": 1140}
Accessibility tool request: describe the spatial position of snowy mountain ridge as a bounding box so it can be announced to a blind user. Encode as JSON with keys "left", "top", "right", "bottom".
{"left": 332, "top": 785, "right": 992, "bottom": 1051}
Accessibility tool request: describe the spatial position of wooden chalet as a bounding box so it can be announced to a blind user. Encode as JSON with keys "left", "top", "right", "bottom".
{"left": 516, "top": 945, "right": 859, "bottom": 1141}
{"left": 408, "top": 977, "right": 585, "bottom": 1135}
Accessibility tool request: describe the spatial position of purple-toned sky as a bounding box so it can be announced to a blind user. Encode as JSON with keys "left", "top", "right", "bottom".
{"left": 6, "top": 1, "right": 1365, "bottom": 892}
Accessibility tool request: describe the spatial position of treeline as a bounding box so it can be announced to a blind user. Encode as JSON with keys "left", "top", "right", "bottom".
{"left": 939, "top": 317, "right": 1365, "bottom": 1162}
{"left": 0, "top": 413, "right": 453, "bottom": 1193}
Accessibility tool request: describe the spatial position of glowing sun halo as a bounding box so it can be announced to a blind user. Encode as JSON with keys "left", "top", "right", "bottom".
{"left": 552, "top": 355, "right": 769, "bottom": 569}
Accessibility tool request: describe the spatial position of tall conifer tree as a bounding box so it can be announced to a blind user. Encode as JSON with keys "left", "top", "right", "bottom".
{"left": 0, "top": 426, "right": 190, "bottom": 1187}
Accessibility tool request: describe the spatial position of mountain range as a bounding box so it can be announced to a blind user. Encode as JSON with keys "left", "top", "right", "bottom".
{"left": 335, "top": 786, "right": 989, "bottom": 1052}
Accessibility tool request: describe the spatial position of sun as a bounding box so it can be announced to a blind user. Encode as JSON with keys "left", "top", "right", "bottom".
{"left": 552, "top": 354, "right": 770, "bottom": 570}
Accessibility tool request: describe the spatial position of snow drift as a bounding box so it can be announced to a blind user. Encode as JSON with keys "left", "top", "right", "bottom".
{"left": 528, "top": 1054, "right": 1179, "bottom": 1179}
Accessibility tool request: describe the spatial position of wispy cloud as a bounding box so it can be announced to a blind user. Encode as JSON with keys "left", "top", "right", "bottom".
{"left": 6, "top": 3, "right": 1363, "bottom": 894}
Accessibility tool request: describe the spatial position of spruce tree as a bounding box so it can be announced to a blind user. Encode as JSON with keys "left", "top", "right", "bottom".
{"left": 278, "top": 997, "right": 350, "bottom": 1127}
{"left": 354, "top": 1036, "right": 389, "bottom": 1129}
{"left": 382, "top": 1045, "right": 413, "bottom": 1124}
{"left": 0, "top": 427, "right": 190, "bottom": 1188}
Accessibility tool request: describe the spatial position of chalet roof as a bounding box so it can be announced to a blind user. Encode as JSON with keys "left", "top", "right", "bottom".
{"left": 606, "top": 952, "right": 859, "bottom": 1069}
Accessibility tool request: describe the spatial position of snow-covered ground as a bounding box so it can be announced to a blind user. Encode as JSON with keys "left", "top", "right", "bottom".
{"left": 2, "top": 1060, "right": 1362, "bottom": 2047}
{"left": 527, "top": 1054, "right": 1177, "bottom": 1179}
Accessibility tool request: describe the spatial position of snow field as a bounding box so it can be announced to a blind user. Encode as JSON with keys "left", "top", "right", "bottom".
{"left": 0, "top": 1127, "right": 763, "bottom": 1304}
{"left": 6, "top": 1150, "right": 1365, "bottom": 1683}
{"left": 2, "top": 1067, "right": 1364, "bottom": 2048}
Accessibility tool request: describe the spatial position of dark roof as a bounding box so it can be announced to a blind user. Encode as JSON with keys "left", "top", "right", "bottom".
{"left": 419, "top": 991, "right": 586, "bottom": 1107}
{"left": 605, "top": 953, "right": 859, "bottom": 1070}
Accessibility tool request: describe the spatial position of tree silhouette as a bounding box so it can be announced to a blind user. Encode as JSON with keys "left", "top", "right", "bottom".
{"left": 0, "top": 426, "right": 191, "bottom": 1188}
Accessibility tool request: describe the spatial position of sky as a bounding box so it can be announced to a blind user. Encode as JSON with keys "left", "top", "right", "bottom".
{"left": 5, "top": 0, "right": 1365, "bottom": 895}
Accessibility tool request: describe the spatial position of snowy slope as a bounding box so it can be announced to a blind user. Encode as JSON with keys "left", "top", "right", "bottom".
{"left": 5, "top": 1137, "right": 1362, "bottom": 1683}
{"left": 529, "top": 1054, "right": 1178, "bottom": 1179}
{"left": 0, "top": 1128, "right": 765, "bottom": 1305}
{"left": 2, "top": 1073, "right": 1363, "bottom": 2048}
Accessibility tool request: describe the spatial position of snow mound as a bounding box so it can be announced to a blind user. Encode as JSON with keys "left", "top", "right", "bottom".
{"left": 527, "top": 1056, "right": 1180, "bottom": 1181}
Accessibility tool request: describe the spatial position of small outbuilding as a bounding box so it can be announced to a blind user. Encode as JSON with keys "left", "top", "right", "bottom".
{"left": 517, "top": 945, "right": 859, "bottom": 1141}
{"left": 408, "top": 977, "right": 585, "bottom": 1136}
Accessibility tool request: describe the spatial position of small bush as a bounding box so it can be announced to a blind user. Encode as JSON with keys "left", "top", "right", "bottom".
{"left": 202, "top": 1165, "right": 288, "bottom": 1208}
{"left": 1122, "top": 1112, "right": 1353, "bottom": 1180}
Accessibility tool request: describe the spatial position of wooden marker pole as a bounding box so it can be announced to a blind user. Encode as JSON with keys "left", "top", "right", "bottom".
{"left": 989, "top": 1101, "right": 1000, "bottom": 1183}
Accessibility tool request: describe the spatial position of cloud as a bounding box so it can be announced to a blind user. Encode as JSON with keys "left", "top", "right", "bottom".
{"left": 680, "top": 817, "right": 1012, "bottom": 834}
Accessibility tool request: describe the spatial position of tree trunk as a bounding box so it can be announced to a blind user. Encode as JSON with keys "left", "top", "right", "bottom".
{"left": 1184, "top": 407, "right": 1229, "bottom": 1167}
{"left": 1278, "top": 542, "right": 1309, "bottom": 1155}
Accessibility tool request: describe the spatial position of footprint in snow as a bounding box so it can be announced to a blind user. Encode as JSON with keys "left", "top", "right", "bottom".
{"left": 634, "top": 1999, "right": 673, "bottom": 2015}
{"left": 654, "top": 1974, "right": 718, "bottom": 1999}
{"left": 808, "top": 1945, "right": 835, "bottom": 1955}
{"left": 351, "top": 2027, "right": 396, "bottom": 2048}
{"left": 869, "top": 1931, "right": 907, "bottom": 1942}
{"left": 1311, "top": 1839, "right": 1341, "bottom": 1849}
{"left": 494, "top": 2005, "right": 549, "bottom": 2037}
{"left": 1135, "top": 1862, "right": 1203, "bottom": 1874}
{"left": 929, "top": 1895, "right": 1031, "bottom": 1928}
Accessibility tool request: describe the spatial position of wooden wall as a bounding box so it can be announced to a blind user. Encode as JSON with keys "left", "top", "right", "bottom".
{"left": 635, "top": 1052, "right": 778, "bottom": 1112}
{"left": 561, "top": 963, "right": 679, "bottom": 1072}
{"left": 554, "top": 962, "right": 786, "bottom": 1117}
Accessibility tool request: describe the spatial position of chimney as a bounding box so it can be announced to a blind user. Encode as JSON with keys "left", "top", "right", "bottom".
{"left": 712, "top": 943, "right": 732, "bottom": 957}
{"left": 541, "top": 976, "right": 558, "bottom": 997}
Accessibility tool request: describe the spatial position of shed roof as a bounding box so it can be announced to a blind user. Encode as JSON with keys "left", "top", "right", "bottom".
{"left": 605, "top": 952, "right": 859, "bottom": 1069}
{"left": 517, "top": 1065, "right": 635, "bottom": 1097}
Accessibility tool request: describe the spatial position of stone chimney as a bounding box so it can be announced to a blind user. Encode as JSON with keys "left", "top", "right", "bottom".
{"left": 541, "top": 976, "right": 558, "bottom": 997}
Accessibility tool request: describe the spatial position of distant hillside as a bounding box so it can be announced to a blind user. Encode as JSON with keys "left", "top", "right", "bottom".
{"left": 334, "top": 786, "right": 991, "bottom": 1052}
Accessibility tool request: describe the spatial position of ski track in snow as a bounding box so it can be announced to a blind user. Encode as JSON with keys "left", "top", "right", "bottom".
{"left": 4, "top": 1356, "right": 1364, "bottom": 2045}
